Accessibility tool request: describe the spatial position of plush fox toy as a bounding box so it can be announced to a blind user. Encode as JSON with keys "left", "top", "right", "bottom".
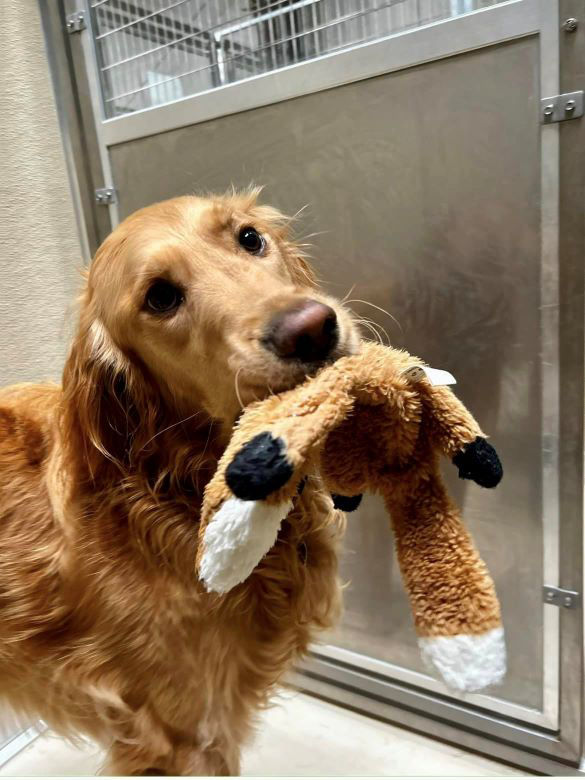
{"left": 196, "top": 343, "right": 505, "bottom": 693}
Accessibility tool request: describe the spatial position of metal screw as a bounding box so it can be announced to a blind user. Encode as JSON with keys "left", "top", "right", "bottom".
{"left": 66, "top": 19, "right": 73, "bottom": 28}
{"left": 564, "top": 596, "right": 573, "bottom": 608}
{"left": 563, "top": 17, "right": 578, "bottom": 32}
{"left": 546, "top": 591, "right": 555, "bottom": 602}
{"left": 543, "top": 104, "right": 555, "bottom": 117}
{"left": 565, "top": 99, "right": 576, "bottom": 113}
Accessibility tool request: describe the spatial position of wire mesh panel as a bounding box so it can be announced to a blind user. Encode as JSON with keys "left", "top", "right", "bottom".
{"left": 90, "top": 0, "right": 509, "bottom": 118}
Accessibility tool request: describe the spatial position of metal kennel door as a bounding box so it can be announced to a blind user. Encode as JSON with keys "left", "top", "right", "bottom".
{"left": 43, "top": 0, "right": 585, "bottom": 771}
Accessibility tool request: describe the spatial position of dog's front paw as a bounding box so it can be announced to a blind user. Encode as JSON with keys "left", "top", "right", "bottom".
{"left": 226, "top": 432, "right": 294, "bottom": 500}
{"left": 452, "top": 436, "right": 503, "bottom": 489}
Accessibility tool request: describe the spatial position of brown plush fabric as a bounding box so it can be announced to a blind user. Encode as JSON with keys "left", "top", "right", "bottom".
{"left": 198, "top": 342, "right": 501, "bottom": 641}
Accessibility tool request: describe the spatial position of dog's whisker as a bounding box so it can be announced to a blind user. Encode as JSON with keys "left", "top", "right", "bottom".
{"left": 344, "top": 298, "right": 404, "bottom": 335}
{"left": 289, "top": 203, "right": 310, "bottom": 223}
{"left": 341, "top": 284, "right": 356, "bottom": 303}
{"left": 355, "top": 319, "right": 382, "bottom": 345}
{"left": 234, "top": 367, "right": 245, "bottom": 410}
{"left": 359, "top": 316, "right": 390, "bottom": 346}
{"left": 298, "top": 230, "right": 330, "bottom": 242}
{"left": 136, "top": 411, "right": 205, "bottom": 454}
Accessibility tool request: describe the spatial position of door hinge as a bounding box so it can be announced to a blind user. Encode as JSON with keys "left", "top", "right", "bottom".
{"left": 543, "top": 585, "right": 580, "bottom": 609}
{"left": 541, "top": 90, "right": 583, "bottom": 123}
{"left": 65, "top": 10, "right": 86, "bottom": 33}
{"left": 94, "top": 187, "right": 117, "bottom": 205}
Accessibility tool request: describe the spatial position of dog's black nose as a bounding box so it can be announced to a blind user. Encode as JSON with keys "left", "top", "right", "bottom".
{"left": 266, "top": 299, "right": 338, "bottom": 362}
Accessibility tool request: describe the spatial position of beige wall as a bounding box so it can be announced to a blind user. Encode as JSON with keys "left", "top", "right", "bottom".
{"left": 0, "top": 2, "right": 82, "bottom": 387}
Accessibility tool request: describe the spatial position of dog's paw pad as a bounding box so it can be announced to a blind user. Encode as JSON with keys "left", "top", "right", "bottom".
{"left": 452, "top": 436, "right": 503, "bottom": 489}
{"left": 226, "top": 432, "right": 294, "bottom": 500}
{"left": 331, "top": 493, "right": 363, "bottom": 512}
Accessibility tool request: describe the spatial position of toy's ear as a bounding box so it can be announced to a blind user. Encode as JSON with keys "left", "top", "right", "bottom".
{"left": 197, "top": 431, "right": 300, "bottom": 594}
{"left": 226, "top": 432, "right": 295, "bottom": 500}
{"left": 453, "top": 437, "right": 503, "bottom": 488}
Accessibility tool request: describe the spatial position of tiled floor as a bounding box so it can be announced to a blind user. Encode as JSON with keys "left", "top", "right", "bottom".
{"left": 0, "top": 691, "right": 528, "bottom": 777}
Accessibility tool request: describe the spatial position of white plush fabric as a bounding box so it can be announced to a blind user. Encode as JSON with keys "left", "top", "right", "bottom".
{"left": 199, "top": 497, "right": 292, "bottom": 594}
{"left": 418, "top": 626, "right": 506, "bottom": 693}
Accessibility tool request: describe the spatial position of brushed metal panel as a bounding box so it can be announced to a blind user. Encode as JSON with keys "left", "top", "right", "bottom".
{"left": 110, "top": 38, "right": 543, "bottom": 711}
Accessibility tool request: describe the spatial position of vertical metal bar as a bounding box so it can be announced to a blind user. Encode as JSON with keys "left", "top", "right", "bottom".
{"left": 122, "top": 24, "right": 134, "bottom": 112}
{"left": 288, "top": 6, "right": 300, "bottom": 64}
{"left": 207, "top": 1, "right": 219, "bottom": 89}
{"left": 357, "top": 0, "right": 366, "bottom": 43}
{"left": 539, "top": 0, "right": 561, "bottom": 733}
{"left": 211, "top": 32, "right": 223, "bottom": 86}
{"left": 36, "top": 0, "right": 94, "bottom": 259}
{"left": 333, "top": 0, "right": 342, "bottom": 49}
{"left": 310, "top": 0, "right": 319, "bottom": 56}
{"left": 268, "top": 10, "right": 279, "bottom": 68}
{"left": 265, "top": 5, "right": 276, "bottom": 70}
{"left": 111, "top": 28, "right": 124, "bottom": 114}
{"left": 115, "top": 4, "right": 130, "bottom": 113}
{"left": 385, "top": 0, "right": 393, "bottom": 35}
{"left": 178, "top": 0, "right": 188, "bottom": 96}
{"left": 395, "top": 0, "right": 404, "bottom": 33}
{"left": 79, "top": 0, "right": 120, "bottom": 225}
{"left": 555, "top": 0, "right": 585, "bottom": 761}
{"left": 248, "top": 22, "right": 257, "bottom": 76}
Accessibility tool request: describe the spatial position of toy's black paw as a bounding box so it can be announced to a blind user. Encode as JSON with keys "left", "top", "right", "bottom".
{"left": 331, "top": 493, "right": 363, "bottom": 512}
{"left": 452, "top": 436, "right": 503, "bottom": 488}
{"left": 226, "top": 432, "right": 294, "bottom": 501}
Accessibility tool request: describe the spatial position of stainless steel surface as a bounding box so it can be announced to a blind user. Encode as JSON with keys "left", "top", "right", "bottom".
{"left": 87, "top": 0, "right": 508, "bottom": 118}
{"left": 538, "top": 0, "right": 561, "bottom": 738}
{"left": 308, "top": 643, "right": 548, "bottom": 726}
{"left": 544, "top": 586, "right": 581, "bottom": 609}
{"left": 38, "top": 0, "right": 93, "bottom": 260}
{"left": 99, "top": 0, "right": 541, "bottom": 145}
{"left": 65, "top": 10, "right": 86, "bottom": 33}
{"left": 556, "top": 0, "right": 585, "bottom": 762}
{"left": 94, "top": 186, "right": 117, "bottom": 204}
{"left": 541, "top": 89, "right": 584, "bottom": 122}
{"left": 0, "top": 726, "right": 44, "bottom": 768}
{"left": 288, "top": 669, "right": 585, "bottom": 775}
{"left": 81, "top": 1, "right": 120, "bottom": 226}
{"left": 39, "top": 0, "right": 112, "bottom": 256}
{"left": 109, "top": 35, "right": 547, "bottom": 716}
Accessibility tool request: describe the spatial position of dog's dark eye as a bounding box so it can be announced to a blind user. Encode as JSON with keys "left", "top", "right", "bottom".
{"left": 145, "top": 280, "right": 184, "bottom": 314}
{"left": 238, "top": 226, "right": 265, "bottom": 255}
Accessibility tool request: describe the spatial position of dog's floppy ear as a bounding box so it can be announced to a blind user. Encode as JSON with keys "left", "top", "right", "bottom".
{"left": 61, "top": 311, "right": 160, "bottom": 483}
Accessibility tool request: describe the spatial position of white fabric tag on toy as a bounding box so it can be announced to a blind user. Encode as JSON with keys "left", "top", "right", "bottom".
{"left": 402, "top": 365, "right": 457, "bottom": 386}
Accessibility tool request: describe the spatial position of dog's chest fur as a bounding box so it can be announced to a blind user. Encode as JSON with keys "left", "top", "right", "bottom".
{"left": 0, "top": 395, "right": 342, "bottom": 748}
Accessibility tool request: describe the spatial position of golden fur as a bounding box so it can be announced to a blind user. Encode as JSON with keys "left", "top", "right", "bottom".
{"left": 0, "top": 192, "right": 360, "bottom": 775}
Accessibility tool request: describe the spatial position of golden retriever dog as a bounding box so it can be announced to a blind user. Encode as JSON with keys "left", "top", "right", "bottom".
{"left": 0, "top": 190, "right": 360, "bottom": 775}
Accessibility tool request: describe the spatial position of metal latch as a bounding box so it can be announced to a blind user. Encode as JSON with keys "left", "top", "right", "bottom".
{"left": 543, "top": 586, "right": 580, "bottom": 609}
{"left": 94, "top": 188, "right": 117, "bottom": 205}
{"left": 541, "top": 90, "right": 583, "bottom": 123}
{"left": 66, "top": 11, "right": 86, "bottom": 33}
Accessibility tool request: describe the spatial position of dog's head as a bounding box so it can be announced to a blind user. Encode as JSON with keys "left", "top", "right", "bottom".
{"left": 63, "top": 191, "right": 360, "bottom": 472}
